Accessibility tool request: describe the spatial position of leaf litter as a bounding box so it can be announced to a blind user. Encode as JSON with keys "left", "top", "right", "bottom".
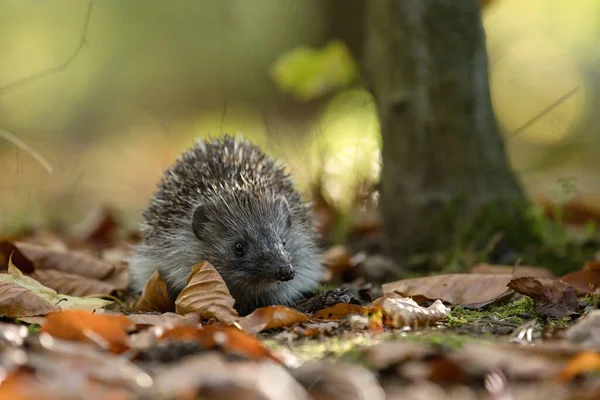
{"left": 2, "top": 205, "right": 600, "bottom": 399}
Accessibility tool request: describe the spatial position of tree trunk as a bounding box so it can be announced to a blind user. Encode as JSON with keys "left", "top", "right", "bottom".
{"left": 364, "top": 0, "right": 526, "bottom": 264}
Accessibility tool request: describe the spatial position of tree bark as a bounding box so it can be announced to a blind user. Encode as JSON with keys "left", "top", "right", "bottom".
{"left": 364, "top": 0, "right": 526, "bottom": 263}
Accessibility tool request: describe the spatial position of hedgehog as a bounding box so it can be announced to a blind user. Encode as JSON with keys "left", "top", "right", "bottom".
{"left": 129, "top": 134, "right": 324, "bottom": 315}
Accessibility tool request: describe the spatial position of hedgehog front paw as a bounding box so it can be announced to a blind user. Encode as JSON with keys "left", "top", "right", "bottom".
{"left": 293, "top": 288, "right": 362, "bottom": 314}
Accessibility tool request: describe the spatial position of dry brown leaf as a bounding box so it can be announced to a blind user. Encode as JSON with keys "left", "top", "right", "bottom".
{"left": 508, "top": 277, "right": 579, "bottom": 318}
{"left": 238, "top": 305, "right": 308, "bottom": 333}
{"left": 471, "top": 263, "right": 555, "bottom": 279}
{"left": 0, "top": 240, "right": 35, "bottom": 273}
{"left": 534, "top": 194, "right": 600, "bottom": 227}
{"left": 175, "top": 261, "right": 239, "bottom": 324}
{"left": 71, "top": 205, "right": 119, "bottom": 247}
{"left": 40, "top": 310, "right": 133, "bottom": 354}
{"left": 0, "top": 281, "right": 59, "bottom": 317}
{"left": 154, "top": 352, "right": 305, "bottom": 399}
{"left": 159, "top": 324, "right": 276, "bottom": 361}
{"left": 0, "top": 259, "right": 112, "bottom": 313}
{"left": 292, "top": 361, "right": 385, "bottom": 400}
{"left": 18, "top": 230, "right": 68, "bottom": 251}
{"left": 560, "top": 261, "right": 600, "bottom": 296}
{"left": 322, "top": 245, "right": 352, "bottom": 280}
{"left": 127, "top": 312, "right": 200, "bottom": 329}
{"left": 382, "top": 273, "right": 514, "bottom": 307}
{"left": 15, "top": 242, "right": 117, "bottom": 280}
{"left": 31, "top": 269, "right": 116, "bottom": 296}
{"left": 312, "top": 303, "right": 376, "bottom": 320}
{"left": 134, "top": 270, "right": 174, "bottom": 313}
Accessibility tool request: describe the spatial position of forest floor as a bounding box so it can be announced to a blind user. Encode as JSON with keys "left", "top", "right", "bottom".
{"left": 1, "top": 203, "right": 600, "bottom": 400}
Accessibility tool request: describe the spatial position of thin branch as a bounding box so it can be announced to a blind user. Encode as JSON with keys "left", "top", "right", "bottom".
{"left": 0, "top": 0, "right": 94, "bottom": 95}
{"left": 0, "top": 127, "right": 53, "bottom": 173}
{"left": 508, "top": 86, "right": 580, "bottom": 139}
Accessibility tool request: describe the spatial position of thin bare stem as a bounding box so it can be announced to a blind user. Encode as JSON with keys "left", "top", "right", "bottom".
{"left": 0, "top": 127, "right": 53, "bottom": 173}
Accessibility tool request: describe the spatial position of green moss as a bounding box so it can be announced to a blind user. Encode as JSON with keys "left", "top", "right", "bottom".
{"left": 581, "top": 292, "right": 600, "bottom": 309}
{"left": 400, "top": 331, "right": 474, "bottom": 350}
{"left": 448, "top": 296, "right": 535, "bottom": 327}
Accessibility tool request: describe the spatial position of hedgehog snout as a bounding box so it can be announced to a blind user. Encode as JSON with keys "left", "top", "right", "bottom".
{"left": 275, "top": 263, "right": 295, "bottom": 282}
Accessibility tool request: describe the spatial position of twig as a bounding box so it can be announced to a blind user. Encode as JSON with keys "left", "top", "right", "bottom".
{"left": 0, "top": 126, "right": 53, "bottom": 173}
{"left": 508, "top": 87, "right": 580, "bottom": 139}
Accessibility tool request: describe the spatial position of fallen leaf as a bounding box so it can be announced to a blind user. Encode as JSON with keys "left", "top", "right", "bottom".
{"left": 373, "top": 294, "right": 450, "bottom": 328}
{"left": 566, "top": 309, "right": 600, "bottom": 347}
{"left": 0, "top": 369, "right": 49, "bottom": 400}
{"left": 471, "top": 263, "right": 555, "bottom": 279}
{"left": 154, "top": 352, "right": 306, "bottom": 399}
{"left": 31, "top": 269, "right": 117, "bottom": 296}
{"left": 292, "top": 361, "right": 385, "bottom": 400}
{"left": 127, "top": 312, "right": 199, "bottom": 329}
{"left": 134, "top": 270, "right": 174, "bottom": 313}
{"left": 40, "top": 310, "right": 133, "bottom": 353}
{"left": 535, "top": 194, "right": 600, "bottom": 227}
{"left": 322, "top": 245, "right": 352, "bottom": 280}
{"left": 560, "top": 261, "right": 600, "bottom": 296}
{"left": 0, "top": 240, "right": 34, "bottom": 273}
{"left": 175, "top": 261, "right": 239, "bottom": 324}
{"left": 508, "top": 277, "right": 579, "bottom": 318}
{"left": 18, "top": 230, "right": 68, "bottom": 251}
{"left": 15, "top": 242, "right": 117, "bottom": 280}
{"left": 71, "top": 205, "right": 119, "bottom": 247}
{"left": 363, "top": 341, "right": 434, "bottom": 370}
{"left": 426, "top": 355, "right": 469, "bottom": 385}
{"left": 29, "top": 334, "right": 153, "bottom": 393}
{"left": 0, "top": 281, "right": 59, "bottom": 317}
{"left": 312, "top": 303, "right": 376, "bottom": 320}
{"left": 0, "top": 258, "right": 112, "bottom": 313}
{"left": 556, "top": 351, "right": 600, "bottom": 383}
{"left": 238, "top": 305, "right": 308, "bottom": 333}
{"left": 382, "top": 273, "right": 514, "bottom": 307}
{"left": 159, "top": 324, "right": 276, "bottom": 361}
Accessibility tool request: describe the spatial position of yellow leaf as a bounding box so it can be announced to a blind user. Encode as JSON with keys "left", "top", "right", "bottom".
{"left": 0, "top": 255, "right": 112, "bottom": 313}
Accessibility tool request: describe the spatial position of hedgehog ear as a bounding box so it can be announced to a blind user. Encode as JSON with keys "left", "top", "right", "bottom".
{"left": 275, "top": 196, "right": 292, "bottom": 229}
{"left": 192, "top": 204, "right": 209, "bottom": 240}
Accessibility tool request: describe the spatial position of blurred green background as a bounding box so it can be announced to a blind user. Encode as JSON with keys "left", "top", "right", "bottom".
{"left": 0, "top": 0, "right": 599, "bottom": 233}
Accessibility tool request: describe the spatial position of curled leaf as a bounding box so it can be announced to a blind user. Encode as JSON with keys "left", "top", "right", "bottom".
{"left": 239, "top": 305, "right": 308, "bottom": 333}
{"left": 508, "top": 277, "right": 579, "bottom": 318}
{"left": 134, "top": 270, "right": 174, "bottom": 313}
{"left": 373, "top": 294, "right": 450, "bottom": 328}
{"left": 175, "top": 261, "right": 239, "bottom": 324}
{"left": 0, "top": 240, "right": 34, "bottom": 273}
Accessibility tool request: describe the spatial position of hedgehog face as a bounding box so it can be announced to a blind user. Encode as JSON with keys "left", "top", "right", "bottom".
{"left": 191, "top": 193, "right": 296, "bottom": 288}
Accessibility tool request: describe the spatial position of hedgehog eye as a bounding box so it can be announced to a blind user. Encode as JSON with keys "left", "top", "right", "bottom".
{"left": 234, "top": 242, "right": 246, "bottom": 256}
{"left": 282, "top": 238, "right": 287, "bottom": 247}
